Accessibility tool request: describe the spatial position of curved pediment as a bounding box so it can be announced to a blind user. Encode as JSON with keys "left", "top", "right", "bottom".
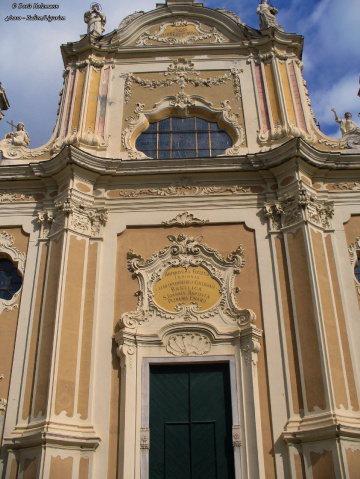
{"left": 109, "top": 5, "right": 261, "bottom": 48}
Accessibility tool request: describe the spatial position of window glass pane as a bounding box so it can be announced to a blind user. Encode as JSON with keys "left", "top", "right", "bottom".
{"left": 172, "top": 132, "right": 195, "bottom": 150}
{"left": 158, "top": 118, "right": 171, "bottom": 131}
{"left": 197, "top": 132, "right": 209, "bottom": 150}
{"left": 158, "top": 133, "right": 171, "bottom": 150}
{"left": 354, "top": 261, "right": 360, "bottom": 282}
{"left": 209, "top": 121, "right": 221, "bottom": 131}
{"left": 172, "top": 117, "right": 195, "bottom": 131}
{"left": 198, "top": 149, "right": 210, "bottom": 157}
{"left": 147, "top": 122, "right": 158, "bottom": 132}
{"left": 0, "top": 270, "right": 11, "bottom": 289}
{"left": 136, "top": 134, "right": 157, "bottom": 151}
{"left": 145, "top": 150, "right": 157, "bottom": 158}
{"left": 158, "top": 150, "right": 170, "bottom": 159}
{"left": 211, "top": 149, "right": 225, "bottom": 156}
{"left": 195, "top": 118, "right": 209, "bottom": 130}
{"left": 211, "top": 131, "right": 232, "bottom": 149}
{"left": 0, "top": 260, "right": 14, "bottom": 272}
{"left": 0, "top": 290, "right": 12, "bottom": 301}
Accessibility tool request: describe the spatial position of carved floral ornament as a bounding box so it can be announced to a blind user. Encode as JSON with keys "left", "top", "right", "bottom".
{"left": 37, "top": 197, "right": 108, "bottom": 239}
{"left": 116, "top": 233, "right": 255, "bottom": 332}
{"left": 135, "top": 19, "right": 228, "bottom": 46}
{"left": 122, "top": 97, "right": 244, "bottom": 159}
{"left": 264, "top": 189, "right": 334, "bottom": 231}
{"left": 121, "top": 58, "right": 242, "bottom": 104}
{"left": 115, "top": 178, "right": 251, "bottom": 198}
{"left": 0, "top": 232, "right": 26, "bottom": 315}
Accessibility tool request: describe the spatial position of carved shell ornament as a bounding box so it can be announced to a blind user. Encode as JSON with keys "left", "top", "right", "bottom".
{"left": 119, "top": 234, "right": 256, "bottom": 329}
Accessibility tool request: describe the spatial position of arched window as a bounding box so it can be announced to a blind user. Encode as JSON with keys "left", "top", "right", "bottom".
{"left": 0, "top": 258, "right": 22, "bottom": 300}
{"left": 135, "top": 117, "right": 232, "bottom": 159}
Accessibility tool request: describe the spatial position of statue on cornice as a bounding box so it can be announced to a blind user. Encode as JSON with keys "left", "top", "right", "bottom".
{"left": 256, "top": 0, "right": 280, "bottom": 30}
{"left": 332, "top": 110, "right": 360, "bottom": 136}
{"left": 332, "top": 109, "right": 360, "bottom": 149}
{"left": 3, "top": 122, "right": 30, "bottom": 147}
{"left": 84, "top": 3, "right": 106, "bottom": 36}
{"left": 0, "top": 122, "right": 31, "bottom": 160}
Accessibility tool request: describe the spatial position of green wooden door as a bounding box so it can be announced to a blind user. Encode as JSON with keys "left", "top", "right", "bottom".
{"left": 149, "top": 363, "right": 235, "bottom": 479}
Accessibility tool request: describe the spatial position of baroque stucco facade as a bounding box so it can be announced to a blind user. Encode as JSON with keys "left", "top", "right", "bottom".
{"left": 1, "top": 1, "right": 360, "bottom": 478}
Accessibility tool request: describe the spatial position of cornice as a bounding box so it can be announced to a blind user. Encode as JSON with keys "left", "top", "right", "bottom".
{"left": 1, "top": 140, "right": 360, "bottom": 182}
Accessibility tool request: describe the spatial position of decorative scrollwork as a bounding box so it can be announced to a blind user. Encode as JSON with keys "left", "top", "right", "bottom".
{"left": 136, "top": 20, "right": 226, "bottom": 46}
{"left": 162, "top": 212, "right": 209, "bottom": 227}
{"left": 118, "top": 234, "right": 255, "bottom": 331}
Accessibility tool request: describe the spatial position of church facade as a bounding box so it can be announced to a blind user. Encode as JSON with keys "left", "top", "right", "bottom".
{"left": 1, "top": 1, "right": 360, "bottom": 478}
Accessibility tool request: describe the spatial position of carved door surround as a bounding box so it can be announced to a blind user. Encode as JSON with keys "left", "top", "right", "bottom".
{"left": 114, "top": 234, "right": 265, "bottom": 478}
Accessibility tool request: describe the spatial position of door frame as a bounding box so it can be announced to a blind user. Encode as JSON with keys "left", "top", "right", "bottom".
{"left": 141, "top": 355, "right": 241, "bottom": 479}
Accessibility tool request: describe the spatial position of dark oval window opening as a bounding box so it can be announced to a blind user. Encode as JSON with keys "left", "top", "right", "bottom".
{"left": 355, "top": 257, "right": 360, "bottom": 283}
{"left": 0, "top": 258, "right": 22, "bottom": 300}
{"left": 135, "top": 117, "right": 232, "bottom": 159}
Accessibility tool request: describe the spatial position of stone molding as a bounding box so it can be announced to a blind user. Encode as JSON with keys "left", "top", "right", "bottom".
{"left": 0, "top": 231, "right": 26, "bottom": 315}
{"left": 122, "top": 97, "right": 244, "bottom": 159}
{"left": 264, "top": 189, "right": 334, "bottom": 231}
{"left": 162, "top": 211, "right": 209, "bottom": 227}
{"left": 116, "top": 183, "right": 251, "bottom": 198}
{"left": 118, "top": 233, "right": 255, "bottom": 329}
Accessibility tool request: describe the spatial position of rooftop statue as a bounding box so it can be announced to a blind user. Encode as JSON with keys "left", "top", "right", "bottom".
{"left": 0, "top": 122, "right": 31, "bottom": 160}
{"left": 84, "top": 3, "right": 106, "bottom": 36}
{"left": 332, "top": 110, "right": 360, "bottom": 136}
{"left": 256, "top": 0, "right": 280, "bottom": 30}
{"left": 332, "top": 109, "right": 360, "bottom": 149}
{"left": 3, "top": 122, "right": 30, "bottom": 147}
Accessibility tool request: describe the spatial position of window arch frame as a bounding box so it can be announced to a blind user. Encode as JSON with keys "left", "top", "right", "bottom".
{"left": 122, "top": 95, "right": 245, "bottom": 159}
{"left": 0, "top": 232, "right": 26, "bottom": 314}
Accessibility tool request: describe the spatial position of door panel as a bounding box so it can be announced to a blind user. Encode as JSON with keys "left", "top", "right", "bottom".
{"left": 149, "top": 363, "right": 235, "bottom": 479}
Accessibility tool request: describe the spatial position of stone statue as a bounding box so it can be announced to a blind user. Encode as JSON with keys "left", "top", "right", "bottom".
{"left": 332, "top": 109, "right": 360, "bottom": 149}
{"left": 3, "top": 122, "right": 30, "bottom": 147}
{"left": 331, "top": 110, "right": 360, "bottom": 137}
{"left": 84, "top": 3, "right": 106, "bottom": 36}
{"left": 257, "top": 0, "right": 279, "bottom": 30}
{"left": 0, "top": 122, "right": 31, "bottom": 160}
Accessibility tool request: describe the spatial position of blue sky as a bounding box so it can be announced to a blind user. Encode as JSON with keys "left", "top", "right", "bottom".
{"left": 1, "top": 0, "right": 359, "bottom": 148}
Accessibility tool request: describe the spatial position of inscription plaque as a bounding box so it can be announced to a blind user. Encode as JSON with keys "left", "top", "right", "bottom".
{"left": 158, "top": 24, "right": 199, "bottom": 40}
{"left": 153, "top": 266, "right": 221, "bottom": 312}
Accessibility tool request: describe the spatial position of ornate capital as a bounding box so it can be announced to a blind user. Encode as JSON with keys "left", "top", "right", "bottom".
{"left": 240, "top": 326, "right": 262, "bottom": 367}
{"left": 264, "top": 189, "right": 334, "bottom": 230}
{"left": 37, "top": 199, "right": 108, "bottom": 239}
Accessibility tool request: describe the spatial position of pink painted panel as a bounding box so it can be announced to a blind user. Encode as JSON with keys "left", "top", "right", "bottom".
{"left": 64, "top": 70, "right": 76, "bottom": 137}
{"left": 254, "top": 63, "right": 271, "bottom": 133}
{"left": 288, "top": 62, "right": 308, "bottom": 133}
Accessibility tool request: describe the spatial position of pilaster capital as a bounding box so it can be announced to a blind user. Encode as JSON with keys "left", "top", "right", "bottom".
{"left": 264, "top": 188, "right": 334, "bottom": 231}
